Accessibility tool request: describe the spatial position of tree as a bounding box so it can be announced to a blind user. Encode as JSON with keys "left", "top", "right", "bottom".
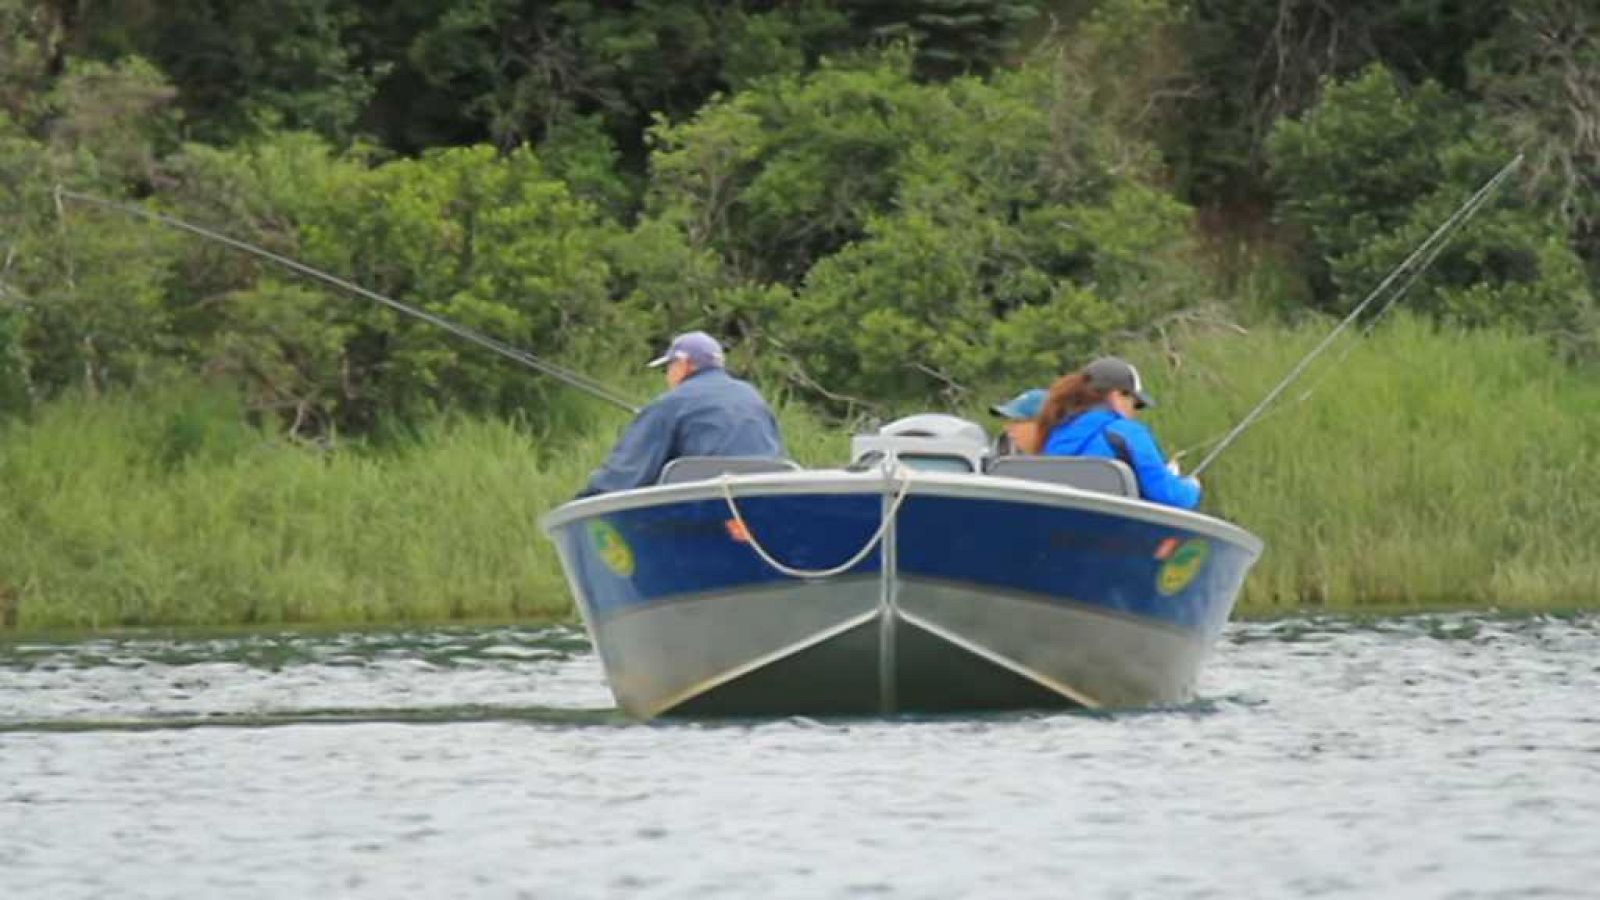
{"left": 1167, "top": 0, "right": 1511, "bottom": 204}
{"left": 840, "top": 0, "right": 1045, "bottom": 78}
{"left": 167, "top": 137, "right": 628, "bottom": 433}
{"left": 1269, "top": 64, "right": 1595, "bottom": 346}
{"left": 1471, "top": 0, "right": 1600, "bottom": 274}
{"left": 65, "top": 0, "right": 376, "bottom": 143}
{"left": 639, "top": 44, "right": 1199, "bottom": 406}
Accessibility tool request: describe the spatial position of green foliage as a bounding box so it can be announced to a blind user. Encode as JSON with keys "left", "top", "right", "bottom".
{"left": 1165, "top": 0, "right": 1512, "bottom": 201}
{"left": 643, "top": 45, "right": 1200, "bottom": 406}
{"left": 536, "top": 114, "right": 637, "bottom": 218}
{"left": 67, "top": 0, "right": 376, "bottom": 143}
{"left": 0, "top": 2, "right": 1591, "bottom": 419}
{"left": 0, "top": 381, "right": 575, "bottom": 629}
{"left": 721, "top": 2, "right": 851, "bottom": 90}
{"left": 1268, "top": 65, "right": 1595, "bottom": 344}
{"left": 5, "top": 323, "right": 1600, "bottom": 631}
{"left": 646, "top": 50, "right": 936, "bottom": 281}
{"left": 42, "top": 56, "right": 180, "bottom": 185}
{"left": 2, "top": 114, "right": 632, "bottom": 434}
{"left": 0, "top": 377, "right": 847, "bottom": 631}
{"left": 1470, "top": 0, "right": 1600, "bottom": 271}
{"left": 841, "top": 0, "right": 1045, "bottom": 78}
{"left": 1268, "top": 67, "right": 1471, "bottom": 266}
{"left": 357, "top": 0, "right": 1040, "bottom": 157}
{"left": 372, "top": 0, "right": 857, "bottom": 158}
{"left": 1, "top": 0, "right": 1599, "bottom": 624}
{"left": 167, "top": 136, "right": 628, "bottom": 433}
{"left": 0, "top": 300, "right": 30, "bottom": 414}
{"left": 0, "top": 0, "right": 57, "bottom": 122}
{"left": 1151, "top": 314, "right": 1600, "bottom": 612}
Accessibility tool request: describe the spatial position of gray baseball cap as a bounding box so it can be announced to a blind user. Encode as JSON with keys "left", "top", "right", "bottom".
{"left": 647, "top": 331, "right": 725, "bottom": 369}
{"left": 1084, "top": 356, "right": 1154, "bottom": 409}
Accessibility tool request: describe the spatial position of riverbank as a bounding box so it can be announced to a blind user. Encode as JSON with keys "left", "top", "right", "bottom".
{"left": 2, "top": 316, "right": 1596, "bottom": 633}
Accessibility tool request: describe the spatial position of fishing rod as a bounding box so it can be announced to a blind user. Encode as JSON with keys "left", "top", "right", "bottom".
{"left": 1170, "top": 157, "right": 1513, "bottom": 465}
{"left": 53, "top": 188, "right": 643, "bottom": 414}
{"left": 1187, "top": 153, "right": 1524, "bottom": 478}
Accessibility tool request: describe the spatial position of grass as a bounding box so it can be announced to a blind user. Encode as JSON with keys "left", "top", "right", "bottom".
{"left": 0, "top": 378, "right": 846, "bottom": 632}
{"left": 1133, "top": 313, "right": 1600, "bottom": 614}
{"left": 1, "top": 315, "right": 1596, "bottom": 633}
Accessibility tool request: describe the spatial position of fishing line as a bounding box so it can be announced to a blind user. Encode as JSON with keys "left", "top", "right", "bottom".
{"left": 1171, "top": 165, "right": 1507, "bottom": 464}
{"left": 1187, "top": 154, "right": 1524, "bottom": 477}
{"left": 53, "top": 188, "right": 643, "bottom": 414}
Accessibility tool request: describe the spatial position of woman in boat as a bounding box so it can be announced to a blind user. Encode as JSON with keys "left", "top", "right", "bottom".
{"left": 1035, "top": 357, "right": 1200, "bottom": 509}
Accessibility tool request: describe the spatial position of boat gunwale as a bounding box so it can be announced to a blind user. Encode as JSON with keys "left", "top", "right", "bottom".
{"left": 541, "top": 469, "right": 1264, "bottom": 557}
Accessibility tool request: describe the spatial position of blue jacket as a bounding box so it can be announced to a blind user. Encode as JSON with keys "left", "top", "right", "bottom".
{"left": 578, "top": 368, "right": 784, "bottom": 497}
{"left": 1041, "top": 407, "right": 1201, "bottom": 510}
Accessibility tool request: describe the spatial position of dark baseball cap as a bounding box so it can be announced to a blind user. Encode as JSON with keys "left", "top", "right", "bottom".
{"left": 1084, "top": 356, "right": 1154, "bottom": 409}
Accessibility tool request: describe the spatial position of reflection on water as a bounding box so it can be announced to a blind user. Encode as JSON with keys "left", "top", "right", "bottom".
{"left": 2, "top": 614, "right": 1598, "bottom": 898}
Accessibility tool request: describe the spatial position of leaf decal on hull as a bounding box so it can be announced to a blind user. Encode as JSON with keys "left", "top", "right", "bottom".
{"left": 1156, "top": 538, "right": 1209, "bottom": 596}
{"left": 588, "top": 519, "right": 635, "bottom": 578}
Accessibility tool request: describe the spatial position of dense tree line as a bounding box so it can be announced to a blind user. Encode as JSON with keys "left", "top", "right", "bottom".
{"left": 0, "top": 0, "right": 1593, "bottom": 433}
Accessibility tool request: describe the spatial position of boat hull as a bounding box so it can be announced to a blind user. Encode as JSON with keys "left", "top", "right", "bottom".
{"left": 544, "top": 471, "right": 1261, "bottom": 719}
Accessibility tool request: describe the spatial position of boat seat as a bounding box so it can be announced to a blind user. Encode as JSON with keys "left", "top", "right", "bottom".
{"left": 658, "top": 456, "right": 802, "bottom": 485}
{"left": 985, "top": 456, "right": 1139, "bottom": 498}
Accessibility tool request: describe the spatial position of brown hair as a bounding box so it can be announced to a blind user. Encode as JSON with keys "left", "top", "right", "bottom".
{"left": 1034, "top": 371, "right": 1114, "bottom": 438}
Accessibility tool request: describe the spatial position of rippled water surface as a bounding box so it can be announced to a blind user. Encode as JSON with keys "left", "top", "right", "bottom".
{"left": 3, "top": 614, "right": 1598, "bottom": 898}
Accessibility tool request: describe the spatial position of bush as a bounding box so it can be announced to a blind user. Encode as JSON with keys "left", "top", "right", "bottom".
{"left": 1268, "top": 64, "right": 1596, "bottom": 344}
{"left": 640, "top": 44, "right": 1207, "bottom": 408}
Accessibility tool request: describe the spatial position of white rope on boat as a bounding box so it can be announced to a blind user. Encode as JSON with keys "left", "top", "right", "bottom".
{"left": 719, "top": 463, "right": 914, "bottom": 580}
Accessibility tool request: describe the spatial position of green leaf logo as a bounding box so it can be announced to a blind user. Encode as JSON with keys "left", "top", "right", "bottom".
{"left": 587, "top": 519, "right": 635, "bottom": 578}
{"left": 1156, "top": 538, "right": 1209, "bottom": 596}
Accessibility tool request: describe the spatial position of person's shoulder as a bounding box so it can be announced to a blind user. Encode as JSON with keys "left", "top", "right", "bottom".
{"left": 1105, "top": 416, "right": 1152, "bottom": 437}
{"left": 1105, "top": 416, "right": 1158, "bottom": 449}
{"left": 640, "top": 384, "right": 688, "bottom": 417}
{"left": 1061, "top": 407, "right": 1116, "bottom": 433}
{"left": 701, "top": 369, "right": 768, "bottom": 400}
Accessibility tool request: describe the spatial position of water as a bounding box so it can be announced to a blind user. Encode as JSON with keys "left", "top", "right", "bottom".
{"left": 2, "top": 614, "right": 1598, "bottom": 898}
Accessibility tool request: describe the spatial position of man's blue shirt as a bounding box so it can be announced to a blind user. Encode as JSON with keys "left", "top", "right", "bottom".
{"left": 1041, "top": 407, "right": 1201, "bottom": 510}
{"left": 578, "top": 368, "right": 784, "bottom": 497}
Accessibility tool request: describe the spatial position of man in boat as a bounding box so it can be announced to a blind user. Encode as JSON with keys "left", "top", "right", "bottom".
{"left": 576, "top": 331, "right": 784, "bottom": 497}
{"left": 1035, "top": 357, "right": 1201, "bottom": 509}
{"left": 990, "top": 388, "right": 1046, "bottom": 455}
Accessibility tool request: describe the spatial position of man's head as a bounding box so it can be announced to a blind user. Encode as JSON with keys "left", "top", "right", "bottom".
{"left": 647, "top": 331, "right": 725, "bottom": 388}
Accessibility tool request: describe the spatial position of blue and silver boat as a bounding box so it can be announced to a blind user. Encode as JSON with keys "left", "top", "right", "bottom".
{"left": 542, "top": 416, "right": 1263, "bottom": 719}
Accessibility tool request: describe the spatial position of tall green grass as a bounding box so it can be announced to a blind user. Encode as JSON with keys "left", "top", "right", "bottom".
{"left": 0, "top": 379, "right": 845, "bottom": 632}
{"left": 1, "top": 318, "right": 1596, "bottom": 634}
{"left": 1139, "top": 314, "right": 1600, "bottom": 613}
{"left": 0, "top": 391, "right": 569, "bottom": 630}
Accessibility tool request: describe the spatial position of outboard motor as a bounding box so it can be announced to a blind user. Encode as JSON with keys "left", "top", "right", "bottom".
{"left": 849, "top": 414, "right": 990, "bottom": 473}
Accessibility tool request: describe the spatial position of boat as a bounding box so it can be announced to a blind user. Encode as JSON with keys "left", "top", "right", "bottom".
{"left": 541, "top": 415, "right": 1263, "bottom": 719}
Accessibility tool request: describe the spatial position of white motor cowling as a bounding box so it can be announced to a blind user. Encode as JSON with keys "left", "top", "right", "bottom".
{"left": 849, "top": 414, "right": 989, "bottom": 473}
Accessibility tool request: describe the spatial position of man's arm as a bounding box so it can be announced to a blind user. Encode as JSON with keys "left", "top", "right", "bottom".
{"left": 577, "top": 402, "right": 675, "bottom": 498}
